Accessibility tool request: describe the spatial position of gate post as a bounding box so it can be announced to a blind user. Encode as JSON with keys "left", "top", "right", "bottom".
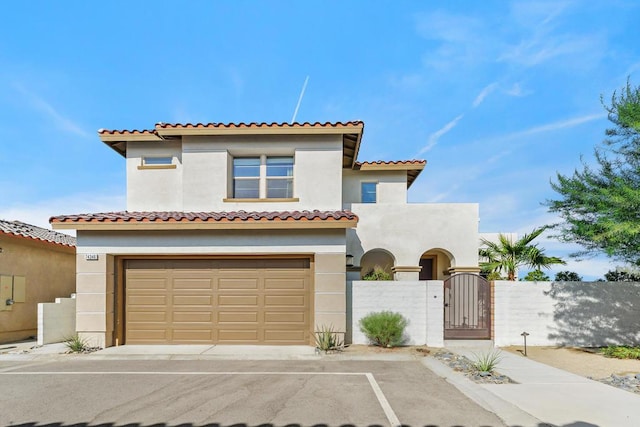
{"left": 426, "top": 280, "right": 444, "bottom": 347}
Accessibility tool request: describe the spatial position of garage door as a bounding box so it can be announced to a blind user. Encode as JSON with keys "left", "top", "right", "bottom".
{"left": 124, "top": 258, "right": 311, "bottom": 345}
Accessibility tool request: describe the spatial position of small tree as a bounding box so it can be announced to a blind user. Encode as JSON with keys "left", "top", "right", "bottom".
{"left": 523, "top": 270, "right": 550, "bottom": 281}
{"left": 479, "top": 226, "right": 566, "bottom": 281}
{"left": 554, "top": 271, "right": 583, "bottom": 281}
{"left": 603, "top": 268, "right": 640, "bottom": 282}
{"left": 547, "top": 79, "right": 640, "bottom": 265}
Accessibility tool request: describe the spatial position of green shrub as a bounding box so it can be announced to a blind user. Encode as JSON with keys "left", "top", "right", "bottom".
{"left": 362, "top": 265, "right": 393, "bottom": 281}
{"left": 601, "top": 345, "right": 640, "bottom": 359}
{"left": 471, "top": 349, "right": 502, "bottom": 372}
{"left": 65, "top": 334, "right": 89, "bottom": 353}
{"left": 314, "top": 325, "right": 344, "bottom": 352}
{"left": 358, "top": 311, "right": 407, "bottom": 347}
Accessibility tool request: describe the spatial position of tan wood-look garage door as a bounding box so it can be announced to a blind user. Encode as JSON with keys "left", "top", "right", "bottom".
{"left": 124, "top": 259, "right": 311, "bottom": 345}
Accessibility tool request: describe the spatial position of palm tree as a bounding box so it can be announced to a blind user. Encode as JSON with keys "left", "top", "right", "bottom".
{"left": 479, "top": 226, "right": 566, "bottom": 281}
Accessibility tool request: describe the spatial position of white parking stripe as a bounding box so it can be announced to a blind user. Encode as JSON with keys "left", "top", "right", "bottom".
{"left": 366, "top": 373, "right": 402, "bottom": 427}
{"left": 1, "top": 370, "right": 401, "bottom": 426}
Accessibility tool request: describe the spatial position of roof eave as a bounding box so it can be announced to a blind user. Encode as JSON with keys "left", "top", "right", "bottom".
{"left": 51, "top": 219, "right": 358, "bottom": 231}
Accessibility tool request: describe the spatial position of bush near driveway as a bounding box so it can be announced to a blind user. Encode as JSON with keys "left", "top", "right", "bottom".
{"left": 358, "top": 311, "right": 408, "bottom": 348}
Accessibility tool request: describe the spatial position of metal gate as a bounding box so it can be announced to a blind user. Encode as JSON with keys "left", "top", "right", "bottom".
{"left": 444, "top": 273, "right": 491, "bottom": 339}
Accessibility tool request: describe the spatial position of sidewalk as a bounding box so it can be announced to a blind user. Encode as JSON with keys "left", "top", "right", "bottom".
{"left": 428, "top": 347, "right": 640, "bottom": 427}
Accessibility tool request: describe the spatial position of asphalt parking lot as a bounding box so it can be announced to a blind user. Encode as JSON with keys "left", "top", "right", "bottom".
{"left": 0, "top": 359, "right": 505, "bottom": 427}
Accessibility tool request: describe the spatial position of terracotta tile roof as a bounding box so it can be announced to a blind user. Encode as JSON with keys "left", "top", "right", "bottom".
{"left": 99, "top": 121, "right": 364, "bottom": 136}
{"left": 50, "top": 210, "right": 357, "bottom": 224}
{"left": 0, "top": 219, "right": 76, "bottom": 247}
{"left": 354, "top": 160, "right": 426, "bottom": 167}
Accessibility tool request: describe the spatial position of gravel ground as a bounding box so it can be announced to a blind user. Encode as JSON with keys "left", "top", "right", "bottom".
{"left": 502, "top": 345, "right": 640, "bottom": 394}
{"left": 430, "top": 349, "right": 516, "bottom": 384}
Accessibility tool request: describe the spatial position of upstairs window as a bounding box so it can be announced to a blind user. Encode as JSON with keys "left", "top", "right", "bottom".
{"left": 138, "top": 156, "right": 176, "bottom": 169}
{"left": 361, "top": 182, "right": 377, "bottom": 203}
{"left": 266, "top": 157, "right": 294, "bottom": 198}
{"left": 233, "top": 155, "right": 294, "bottom": 199}
{"left": 233, "top": 157, "right": 261, "bottom": 198}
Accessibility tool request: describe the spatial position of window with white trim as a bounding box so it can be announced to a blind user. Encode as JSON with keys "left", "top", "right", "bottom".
{"left": 233, "top": 155, "right": 294, "bottom": 199}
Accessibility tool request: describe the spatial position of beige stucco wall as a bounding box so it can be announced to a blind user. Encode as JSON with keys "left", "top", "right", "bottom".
{"left": 347, "top": 203, "right": 480, "bottom": 280}
{"left": 0, "top": 235, "right": 75, "bottom": 344}
{"left": 127, "top": 134, "right": 344, "bottom": 212}
{"left": 75, "top": 229, "right": 347, "bottom": 347}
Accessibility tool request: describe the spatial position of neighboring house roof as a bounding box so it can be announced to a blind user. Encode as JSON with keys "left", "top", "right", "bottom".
{"left": 50, "top": 210, "right": 358, "bottom": 230}
{"left": 99, "top": 121, "right": 365, "bottom": 168}
{"left": 354, "top": 160, "right": 426, "bottom": 188}
{"left": 0, "top": 219, "right": 76, "bottom": 247}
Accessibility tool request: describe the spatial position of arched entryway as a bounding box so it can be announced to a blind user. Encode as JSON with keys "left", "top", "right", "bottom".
{"left": 419, "top": 248, "right": 453, "bottom": 280}
{"left": 360, "top": 248, "right": 395, "bottom": 280}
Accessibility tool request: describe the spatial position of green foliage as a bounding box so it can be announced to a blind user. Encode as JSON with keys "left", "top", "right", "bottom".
{"left": 554, "top": 271, "right": 583, "bottom": 281}
{"left": 523, "top": 269, "right": 550, "bottom": 281}
{"left": 358, "top": 311, "right": 408, "bottom": 347}
{"left": 314, "top": 325, "right": 344, "bottom": 352}
{"left": 362, "top": 264, "right": 393, "bottom": 281}
{"left": 479, "top": 227, "right": 566, "bottom": 281}
{"left": 603, "top": 268, "right": 640, "bottom": 282}
{"left": 485, "top": 271, "right": 504, "bottom": 281}
{"left": 547, "top": 79, "right": 640, "bottom": 265}
{"left": 601, "top": 345, "right": 640, "bottom": 359}
{"left": 65, "top": 334, "right": 89, "bottom": 353}
{"left": 471, "top": 349, "right": 503, "bottom": 373}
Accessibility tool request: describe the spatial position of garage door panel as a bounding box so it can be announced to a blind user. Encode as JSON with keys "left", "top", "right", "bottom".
{"left": 218, "top": 329, "right": 259, "bottom": 342}
{"left": 264, "top": 330, "right": 306, "bottom": 342}
{"left": 265, "top": 295, "right": 306, "bottom": 307}
{"left": 173, "top": 295, "right": 213, "bottom": 305}
{"left": 172, "top": 278, "right": 214, "bottom": 290}
{"left": 173, "top": 329, "right": 214, "bottom": 342}
{"left": 125, "top": 258, "right": 311, "bottom": 345}
{"left": 127, "top": 329, "right": 168, "bottom": 341}
{"left": 124, "top": 278, "right": 168, "bottom": 290}
{"left": 264, "top": 278, "right": 306, "bottom": 290}
{"left": 218, "top": 311, "right": 259, "bottom": 323}
{"left": 173, "top": 311, "right": 213, "bottom": 322}
{"left": 219, "top": 295, "right": 259, "bottom": 306}
{"left": 128, "top": 295, "right": 167, "bottom": 306}
{"left": 264, "top": 311, "right": 306, "bottom": 323}
{"left": 127, "top": 311, "right": 168, "bottom": 322}
{"left": 218, "top": 278, "right": 259, "bottom": 290}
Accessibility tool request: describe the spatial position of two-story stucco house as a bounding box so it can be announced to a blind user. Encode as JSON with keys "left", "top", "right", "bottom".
{"left": 51, "top": 121, "right": 481, "bottom": 348}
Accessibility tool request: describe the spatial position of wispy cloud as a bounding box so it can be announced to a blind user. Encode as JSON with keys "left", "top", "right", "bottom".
{"left": 417, "top": 114, "right": 464, "bottom": 155}
{"left": 12, "top": 83, "right": 89, "bottom": 138}
{"left": 504, "top": 82, "right": 532, "bottom": 97}
{"left": 501, "top": 113, "right": 606, "bottom": 141}
{"left": 472, "top": 82, "right": 499, "bottom": 108}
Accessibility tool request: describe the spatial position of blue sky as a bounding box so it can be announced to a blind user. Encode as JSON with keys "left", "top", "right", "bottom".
{"left": 1, "top": 1, "right": 639, "bottom": 279}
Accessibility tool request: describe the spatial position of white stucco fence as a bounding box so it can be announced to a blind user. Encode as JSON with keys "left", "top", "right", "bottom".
{"left": 351, "top": 280, "right": 640, "bottom": 348}
{"left": 350, "top": 280, "right": 444, "bottom": 347}
{"left": 494, "top": 281, "right": 640, "bottom": 347}
{"left": 37, "top": 295, "right": 76, "bottom": 345}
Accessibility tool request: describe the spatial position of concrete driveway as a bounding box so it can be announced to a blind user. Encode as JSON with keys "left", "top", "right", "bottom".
{"left": 0, "top": 359, "right": 505, "bottom": 426}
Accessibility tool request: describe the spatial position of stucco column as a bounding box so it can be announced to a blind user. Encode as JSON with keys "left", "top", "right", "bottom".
{"left": 75, "top": 253, "right": 114, "bottom": 348}
{"left": 392, "top": 265, "right": 422, "bottom": 281}
{"left": 314, "top": 252, "right": 347, "bottom": 338}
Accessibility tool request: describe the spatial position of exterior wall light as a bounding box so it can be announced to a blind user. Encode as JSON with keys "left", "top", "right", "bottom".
{"left": 346, "top": 254, "right": 354, "bottom": 267}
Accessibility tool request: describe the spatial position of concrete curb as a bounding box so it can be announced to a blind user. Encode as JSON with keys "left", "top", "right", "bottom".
{"left": 421, "top": 357, "right": 549, "bottom": 427}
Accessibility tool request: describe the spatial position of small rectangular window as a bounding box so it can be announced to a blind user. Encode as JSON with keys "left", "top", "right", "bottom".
{"left": 143, "top": 157, "right": 172, "bottom": 166}
{"left": 361, "top": 182, "right": 377, "bottom": 203}
{"left": 138, "top": 156, "right": 176, "bottom": 169}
